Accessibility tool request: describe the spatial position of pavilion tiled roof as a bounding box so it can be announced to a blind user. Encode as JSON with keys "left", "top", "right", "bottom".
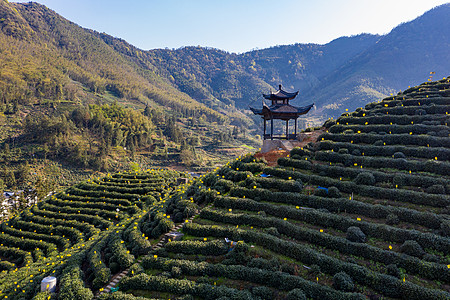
{"left": 263, "top": 85, "right": 299, "bottom": 101}
{"left": 249, "top": 103, "right": 314, "bottom": 116}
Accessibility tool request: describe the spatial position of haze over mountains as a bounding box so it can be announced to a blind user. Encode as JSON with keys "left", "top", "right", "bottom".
{"left": 0, "top": 1, "right": 449, "bottom": 123}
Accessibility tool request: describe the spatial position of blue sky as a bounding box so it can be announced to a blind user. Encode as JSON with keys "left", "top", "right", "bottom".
{"left": 13, "top": 0, "right": 450, "bottom": 53}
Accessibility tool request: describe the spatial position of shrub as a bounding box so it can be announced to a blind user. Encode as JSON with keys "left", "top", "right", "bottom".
{"left": 264, "top": 227, "right": 280, "bottom": 237}
{"left": 343, "top": 129, "right": 354, "bottom": 135}
{"left": 346, "top": 226, "right": 366, "bottom": 243}
{"left": 109, "top": 262, "right": 120, "bottom": 274}
{"left": 59, "top": 266, "right": 93, "bottom": 300}
{"left": 386, "top": 213, "right": 400, "bottom": 225}
{"left": 426, "top": 184, "right": 446, "bottom": 195}
{"left": 386, "top": 264, "right": 401, "bottom": 279}
{"left": 400, "top": 240, "right": 425, "bottom": 258}
{"left": 129, "top": 263, "right": 144, "bottom": 277}
{"left": 354, "top": 172, "right": 375, "bottom": 186}
{"left": 285, "top": 289, "right": 307, "bottom": 300}
{"left": 338, "top": 148, "right": 349, "bottom": 154}
{"left": 351, "top": 149, "right": 361, "bottom": 156}
{"left": 392, "top": 174, "right": 407, "bottom": 187}
{"left": 423, "top": 253, "right": 441, "bottom": 263}
{"left": 328, "top": 186, "right": 341, "bottom": 198}
{"left": 333, "top": 272, "right": 354, "bottom": 292}
{"left": 171, "top": 266, "right": 182, "bottom": 279}
{"left": 393, "top": 152, "right": 406, "bottom": 159}
{"left": 309, "top": 264, "right": 321, "bottom": 276}
{"left": 373, "top": 140, "right": 384, "bottom": 146}
{"left": 252, "top": 286, "right": 273, "bottom": 299}
{"left": 32, "top": 292, "right": 52, "bottom": 300}
{"left": 314, "top": 188, "right": 328, "bottom": 197}
{"left": 440, "top": 219, "right": 450, "bottom": 237}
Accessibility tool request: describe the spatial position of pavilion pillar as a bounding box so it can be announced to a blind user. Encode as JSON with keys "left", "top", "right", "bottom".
{"left": 270, "top": 118, "right": 274, "bottom": 140}
{"left": 285, "top": 120, "right": 289, "bottom": 139}
{"left": 294, "top": 118, "right": 298, "bottom": 137}
{"left": 263, "top": 119, "right": 266, "bottom": 139}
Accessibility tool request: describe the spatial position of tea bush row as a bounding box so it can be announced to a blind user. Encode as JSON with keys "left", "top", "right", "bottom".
{"left": 315, "top": 151, "right": 450, "bottom": 177}
{"left": 58, "top": 192, "right": 133, "bottom": 207}
{"left": 141, "top": 256, "right": 364, "bottom": 300}
{"left": 21, "top": 209, "right": 98, "bottom": 238}
{"left": 164, "top": 240, "right": 229, "bottom": 256}
{"left": 280, "top": 156, "right": 449, "bottom": 189}
{"left": 183, "top": 223, "right": 450, "bottom": 300}
{"left": 212, "top": 196, "right": 448, "bottom": 252}
{"left": 9, "top": 218, "right": 83, "bottom": 244}
{"left": 200, "top": 208, "right": 449, "bottom": 282}
{"left": 87, "top": 236, "right": 111, "bottom": 290}
{"left": 228, "top": 184, "right": 443, "bottom": 230}
{"left": 329, "top": 124, "right": 449, "bottom": 135}
{"left": 317, "top": 141, "right": 450, "bottom": 165}
{"left": 273, "top": 162, "right": 449, "bottom": 207}
{"left": 32, "top": 204, "right": 112, "bottom": 229}
{"left": 319, "top": 132, "right": 450, "bottom": 148}
{"left": 337, "top": 114, "right": 449, "bottom": 126}
{"left": 1, "top": 223, "right": 70, "bottom": 250}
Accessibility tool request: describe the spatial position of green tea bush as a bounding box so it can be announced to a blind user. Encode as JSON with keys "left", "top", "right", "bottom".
{"left": 108, "top": 236, "right": 135, "bottom": 270}
{"left": 198, "top": 207, "right": 449, "bottom": 282}
{"left": 139, "top": 256, "right": 363, "bottom": 300}
{"left": 426, "top": 184, "right": 446, "bottom": 195}
{"left": 386, "top": 213, "right": 400, "bottom": 225}
{"left": 333, "top": 272, "right": 354, "bottom": 292}
{"left": 264, "top": 227, "right": 280, "bottom": 237}
{"left": 59, "top": 265, "right": 93, "bottom": 300}
{"left": 163, "top": 239, "right": 229, "bottom": 256}
{"left": 338, "top": 148, "right": 349, "bottom": 154}
{"left": 393, "top": 152, "right": 406, "bottom": 159}
{"left": 400, "top": 240, "right": 425, "bottom": 258}
{"left": 328, "top": 186, "right": 341, "bottom": 198}
{"left": 285, "top": 289, "right": 307, "bottom": 300}
{"left": 251, "top": 286, "right": 273, "bottom": 299}
{"left": 386, "top": 264, "right": 402, "bottom": 279}
{"left": 97, "top": 291, "right": 148, "bottom": 300}
{"left": 32, "top": 292, "right": 52, "bottom": 300}
{"left": 353, "top": 172, "right": 375, "bottom": 186}
{"left": 228, "top": 184, "right": 446, "bottom": 234}
{"left": 346, "top": 227, "right": 366, "bottom": 243}
{"left": 183, "top": 223, "right": 449, "bottom": 299}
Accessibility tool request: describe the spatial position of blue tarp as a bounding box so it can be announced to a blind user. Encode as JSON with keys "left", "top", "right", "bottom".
{"left": 317, "top": 186, "right": 328, "bottom": 193}
{"left": 260, "top": 174, "right": 272, "bottom": 178}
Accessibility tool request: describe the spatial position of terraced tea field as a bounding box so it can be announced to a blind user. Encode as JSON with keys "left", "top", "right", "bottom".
{"left": 0, "top": 169, "right": 192, "bottom": 300}
{"left": 0, "top": 77, "right": 449, "bottom": 299}
{"left": 113, "top": 78, "right": 450, "bottom": 300}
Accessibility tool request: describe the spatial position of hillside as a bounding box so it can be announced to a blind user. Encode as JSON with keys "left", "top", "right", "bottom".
{"left": 0, "top": 0, "right": 262, "bottom": 194}
{"left": 0, "top": 77, "right": 447, "bottom": 299}
{"left": 112, "top": 77, "right": 450, "bottom": 299}
{"left": 0, "top": 1, "right": 449, "bottom": 187}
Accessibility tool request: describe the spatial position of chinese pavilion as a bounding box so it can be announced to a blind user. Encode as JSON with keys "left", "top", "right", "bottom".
{"left": 250, "top": 85, "right": 314, "bottom": 140}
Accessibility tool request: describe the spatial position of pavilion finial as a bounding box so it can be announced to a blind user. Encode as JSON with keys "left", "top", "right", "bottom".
{"left": 279, "top": 84, "right": 282, "bottom": 90}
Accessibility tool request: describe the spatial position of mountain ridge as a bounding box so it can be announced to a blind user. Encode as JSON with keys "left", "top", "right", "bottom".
{"left": 2, "top": 1, "right": 449, "bottom": 120}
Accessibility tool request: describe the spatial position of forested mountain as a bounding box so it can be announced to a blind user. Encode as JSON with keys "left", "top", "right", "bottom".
{"left": 1, "top": 1, "right": 448, "bottom": 119}
{"left": 0, "top": 0, "right": 259, "bottom": 192}
{"left": 0, "top": 0, "right": 449, "bottom": 190}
